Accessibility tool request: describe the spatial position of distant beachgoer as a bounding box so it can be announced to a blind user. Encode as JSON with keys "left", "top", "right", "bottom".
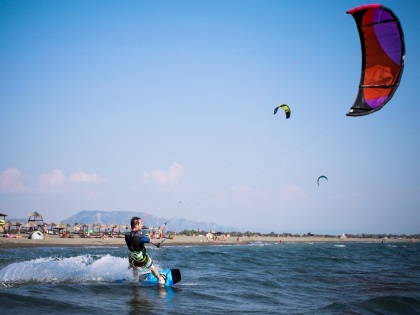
{"left": 125, "top": 216, "right": 165, "bottom": 285}
{"left": 42, "top": 225, "right": 48, "bottom": 238}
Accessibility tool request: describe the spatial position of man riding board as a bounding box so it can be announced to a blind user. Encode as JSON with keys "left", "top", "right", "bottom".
{"left": 125, "top": 216, "right": 166, "bottom": 285}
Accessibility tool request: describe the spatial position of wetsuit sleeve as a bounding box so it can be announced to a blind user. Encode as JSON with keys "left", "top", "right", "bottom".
{"left": 129, "top": 233, "right": 150, "bottom": 251}
{"left": 141, "top": 236, "right": 150, "bottom": 243}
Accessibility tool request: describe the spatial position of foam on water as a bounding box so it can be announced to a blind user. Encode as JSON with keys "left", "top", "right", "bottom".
{"left": 0, "top": 254, "right": 134, "bottom": 285}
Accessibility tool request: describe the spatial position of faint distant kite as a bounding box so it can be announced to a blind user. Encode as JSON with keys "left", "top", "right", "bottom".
{"left": 317, "top": 175, "right": 328, "bottom": 186}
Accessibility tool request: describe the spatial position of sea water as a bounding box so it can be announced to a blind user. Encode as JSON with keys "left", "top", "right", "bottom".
{"left": 1, "top": 242, "right": 419, "bottom": 314}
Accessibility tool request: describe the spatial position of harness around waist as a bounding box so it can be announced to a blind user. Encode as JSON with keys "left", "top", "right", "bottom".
{"left": 129, "top": 250, "right": 147, "bottom": 265}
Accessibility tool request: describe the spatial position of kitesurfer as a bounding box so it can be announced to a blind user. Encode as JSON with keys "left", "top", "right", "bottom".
{"left": 125, "top": 216, "right": 166, "bottom": 285}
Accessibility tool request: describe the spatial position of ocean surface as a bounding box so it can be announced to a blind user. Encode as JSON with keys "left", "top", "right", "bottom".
{"left": 1, "top": 241, "right": 419, "bottom": 314}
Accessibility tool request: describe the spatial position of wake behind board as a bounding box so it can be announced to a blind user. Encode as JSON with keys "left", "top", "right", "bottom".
{"left": 139, "top": 268, "right": 181, "bottom": 287}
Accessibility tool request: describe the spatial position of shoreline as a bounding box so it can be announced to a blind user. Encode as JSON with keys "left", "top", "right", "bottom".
{"left": 0, "top": 234, "right": 417, "bottom": 249}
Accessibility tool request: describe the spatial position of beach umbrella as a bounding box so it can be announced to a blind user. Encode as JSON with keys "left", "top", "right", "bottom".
{"left": 92, "top": 223, "right": 99, "bottom": 233}
{"left": 25, "top": 222, "right": 38, "bottom": 228}
{"left": 11, "top": 221, "right": 22, "bottom": 228}
{"left": 4, "top": 221, "right": 21, "bottom": 234}
{"left": 80, "top": 223, "right": 89, "bottom": 232}
{"left": 99, "top": 224, "right": 108, "bottom": 234}
{"left": 24, "top": 221, "right": 38, "bottom": 232}
{"left": 47, "top": 222, "right": 57, "bottom": 232}
{"left": 53, "top": 223, "right": 67, "bottom": 234}
{"left": 109, "top": 224, "right": 117, "bottom": 235}
{"left": 116, "top": 224, "right": 128, "bottom": 236}
{"left": 116, "top": 225, "right": 124, "bottom": 235}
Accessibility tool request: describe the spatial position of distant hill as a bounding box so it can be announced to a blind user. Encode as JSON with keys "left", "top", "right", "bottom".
{"left": 62, "top": 210, "right": 237, "bottom": 232}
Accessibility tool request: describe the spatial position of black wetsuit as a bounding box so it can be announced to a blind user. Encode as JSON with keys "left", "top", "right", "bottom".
{"left": 125, "top": 230, "right": 152, "bottom": 268}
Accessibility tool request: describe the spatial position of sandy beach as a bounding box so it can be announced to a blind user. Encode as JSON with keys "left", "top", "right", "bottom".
{"left": 0, "top": 233, "right": 416, "bottom": 249}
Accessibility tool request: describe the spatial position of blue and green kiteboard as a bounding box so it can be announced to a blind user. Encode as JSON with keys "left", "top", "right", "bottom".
{"left": 139, "top": 268, "right": 181, "bottom": 287}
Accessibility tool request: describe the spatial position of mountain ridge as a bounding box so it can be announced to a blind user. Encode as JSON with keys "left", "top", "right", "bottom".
{"left": 61, "top": 210, "right": 237, "bottom": 232}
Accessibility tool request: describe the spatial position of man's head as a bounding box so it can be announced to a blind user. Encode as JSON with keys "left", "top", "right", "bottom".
{"left": 130, "top": 216, "right": 143, "bottom": 229}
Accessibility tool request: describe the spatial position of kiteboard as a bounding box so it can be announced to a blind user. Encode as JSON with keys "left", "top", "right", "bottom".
{"left": 139, "top": 268, "right": 181, "bottom": 287}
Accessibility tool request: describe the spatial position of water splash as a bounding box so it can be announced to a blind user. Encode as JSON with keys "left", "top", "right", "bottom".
{"left": 0, "top": 254, "right": 133, "bottom": 285}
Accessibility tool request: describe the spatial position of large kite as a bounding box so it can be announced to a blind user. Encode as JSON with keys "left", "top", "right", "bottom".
{"left": 346, "top": 4, "right": 405, "bottom": 117}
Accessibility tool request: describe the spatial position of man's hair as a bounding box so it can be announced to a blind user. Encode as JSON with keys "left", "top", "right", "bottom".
{"left": 130, "top": 216, "right": 141, "bottom": 229}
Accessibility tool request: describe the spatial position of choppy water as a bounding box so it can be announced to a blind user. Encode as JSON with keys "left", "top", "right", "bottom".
{"left": 1, "top": 241, "right": 419, "bottom": 314}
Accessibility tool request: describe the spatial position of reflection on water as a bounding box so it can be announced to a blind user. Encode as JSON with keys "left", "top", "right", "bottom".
{"left": 128, "top": 282, "right": 175, "bottom": 314}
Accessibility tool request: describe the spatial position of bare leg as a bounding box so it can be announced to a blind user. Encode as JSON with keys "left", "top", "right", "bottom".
{"left": 151, "top": 266, "right": 160, "bottom": 280}
{"left": 132, "top": 267, "right": 139, "bottom": 280}
{"left": 151, "top": 266, "right": 166, "bottom": 284}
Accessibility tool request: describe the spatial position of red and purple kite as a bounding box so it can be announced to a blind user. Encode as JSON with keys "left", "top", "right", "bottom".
{"left": 346, "top": 4, "right": 405, "bottom": 117}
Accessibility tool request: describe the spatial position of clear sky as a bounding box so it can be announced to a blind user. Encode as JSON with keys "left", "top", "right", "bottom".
{"left": 1, "top": 0, "right": 419, "bottom": 234}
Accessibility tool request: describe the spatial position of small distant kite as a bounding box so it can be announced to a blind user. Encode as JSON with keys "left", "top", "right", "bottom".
{"left": 317, "top": 175, "right": 328, "bottom": 186}
{"left": 274, "top": 104, "right": 291, "bottom": 119}
{"left": 346, "top": 4, "right": 405, "bottom": 117}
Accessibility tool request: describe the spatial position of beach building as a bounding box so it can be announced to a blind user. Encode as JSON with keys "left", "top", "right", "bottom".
{"left": 27, "top": 212, "right": 45, "bottom": 230}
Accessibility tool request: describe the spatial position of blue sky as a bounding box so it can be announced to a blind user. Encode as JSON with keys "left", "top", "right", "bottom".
{"left": 1, "top": 0, "right": 419, "bottom": 234}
